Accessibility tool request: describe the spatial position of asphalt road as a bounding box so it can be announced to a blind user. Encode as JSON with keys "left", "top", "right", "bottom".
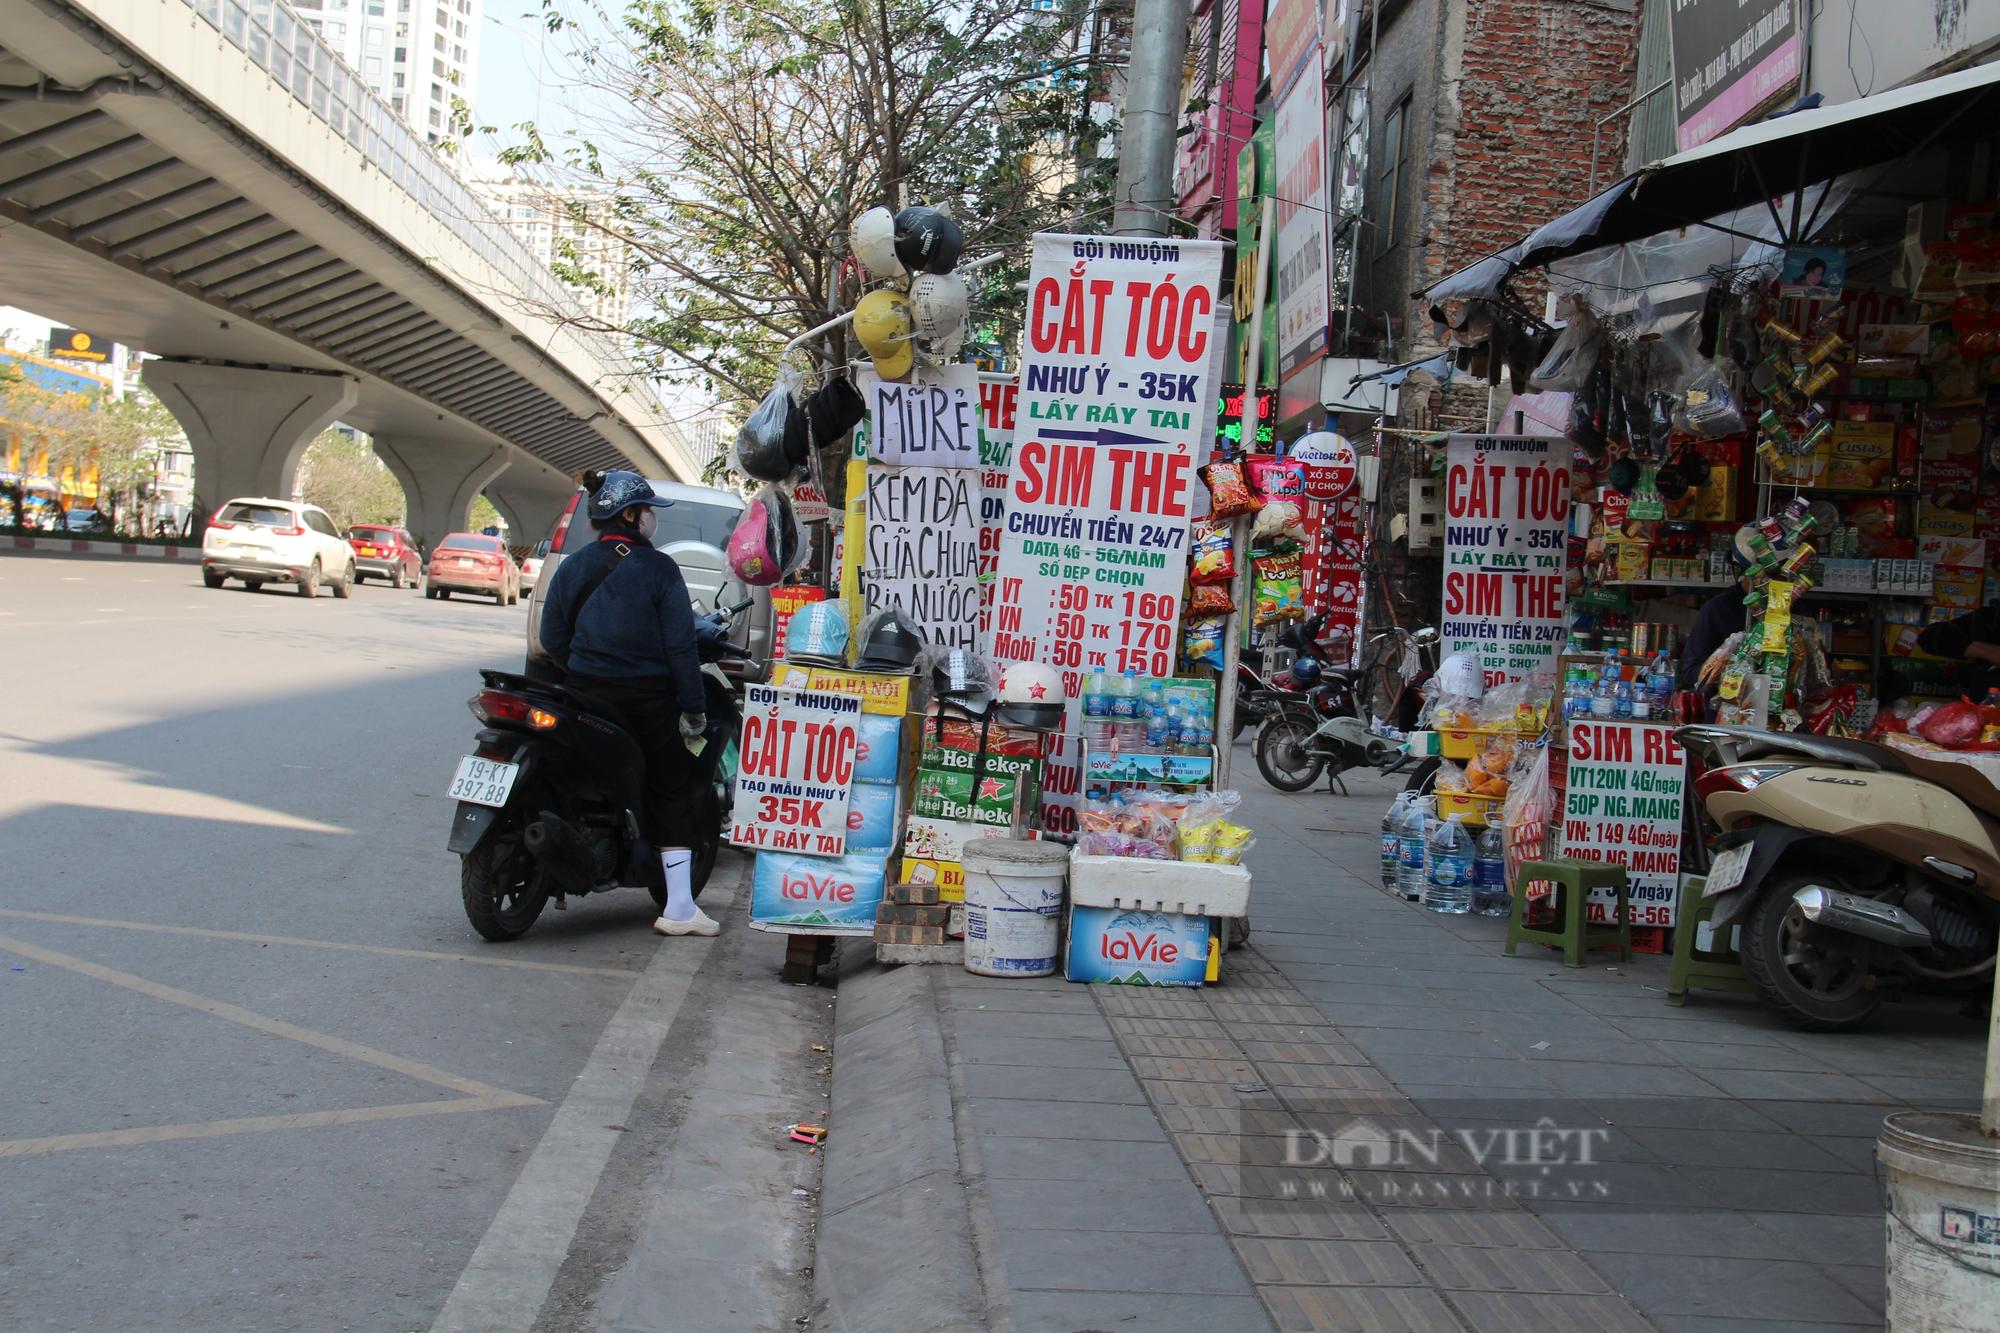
{"left": 0, "top": 553, "right": 824, "bottom": 1332}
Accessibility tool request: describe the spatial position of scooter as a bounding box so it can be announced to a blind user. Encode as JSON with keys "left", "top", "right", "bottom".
{"left": 1676, "top": 724, "right": 2000, "bottom": 1031}
{"left": 444, "top": 601, "right": 754, "bottom": 941}
{"left": 1251, "top": 616, "right": 1405, "bottom": 794}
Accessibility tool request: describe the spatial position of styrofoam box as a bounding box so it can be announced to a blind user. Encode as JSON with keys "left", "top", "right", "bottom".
{"left": 1067, "top": 848, "right": 1251, "bottom": 917}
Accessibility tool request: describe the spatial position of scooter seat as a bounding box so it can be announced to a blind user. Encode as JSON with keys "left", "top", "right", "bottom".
{"left": 557, "top": 687, "right": 635, "bottom": 736}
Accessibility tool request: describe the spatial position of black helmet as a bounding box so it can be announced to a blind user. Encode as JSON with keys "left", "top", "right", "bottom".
{"left": 920, "top": 643, "right": 994, "bottom": 716}
{"left": 894, "top": 206, "right": 963, "bottom": 276}
{"left": 853, "top": 606, "right": 925, "bottom": 674}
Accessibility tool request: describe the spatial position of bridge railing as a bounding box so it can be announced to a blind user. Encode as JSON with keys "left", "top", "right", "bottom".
{"left": 170, "top": 0, "right": 679, "bottom": 454}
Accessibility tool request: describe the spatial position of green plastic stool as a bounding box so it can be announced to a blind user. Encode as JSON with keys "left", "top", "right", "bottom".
{"left": 1666, "top": 874, "right": 1751, "bottom": 1006}
{"left": 1506, "top": 858, "right": 1632, "bottom": 968}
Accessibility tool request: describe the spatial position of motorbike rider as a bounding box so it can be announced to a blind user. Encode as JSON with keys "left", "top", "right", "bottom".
{"left": 538, "top": 471, "right": 718, "bottom": 937}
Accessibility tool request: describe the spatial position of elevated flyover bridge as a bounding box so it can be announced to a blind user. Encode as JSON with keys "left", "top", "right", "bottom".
{"left": 0, "top": 0, "right": 704, "bottom": 545}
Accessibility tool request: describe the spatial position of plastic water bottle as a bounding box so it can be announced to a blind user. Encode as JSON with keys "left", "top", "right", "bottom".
{"left": 1425, "top": 813, "right": 1475, "bottom": 914}
{"left": 1396, "top": 798, "right": 1430, "bottom": 899}
{"left": 1381, "top": 793, "right": 1409, "bottom": 889}
{"left": 1473, "top": 822, "right": 1509, "bottom": 916}
{"left": 1112, "top": 668, "right": 1140, "bottom": 720}
{"left": 1650, "top": 652, "right": 1676, "bottom": 715}
{"left": 1613, "top": 676, "right": 1634, "bottom": 720}
{"left": 1083, "top": 667, "right": 1110, "bottom": 720}
{"left": 1591, "top": 659, "right": 1617, "bottom": 717}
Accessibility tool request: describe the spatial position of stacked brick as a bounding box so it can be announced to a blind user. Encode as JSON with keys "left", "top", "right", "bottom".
{"left": 873, "top": 880, "right": 948, "bottom": 946}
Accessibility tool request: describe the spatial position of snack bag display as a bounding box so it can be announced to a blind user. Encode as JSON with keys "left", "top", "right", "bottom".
{"left": 1246, "top": 456, "right": 1305, "bottom": 502}
{"left": 1190, "top": 519, "right": 1237, "bottom": 584}
{"left": 1251, "top": 499, "right": 1307, "bottom": 542}
{"left": 1198, "top": 459, "right": 1262, "bottom": 517}
{"left": 1182, "top": 615, "right": 1228, "bottom": 668}
{"left": 1252, "top": 551, "right": 1304, "bottom": 625}
{"left": 1176, "top": 791, "right": 1254, "bottom": 865}
{"left": 1188, "top": 584, "right": 1234, "bottom": 615}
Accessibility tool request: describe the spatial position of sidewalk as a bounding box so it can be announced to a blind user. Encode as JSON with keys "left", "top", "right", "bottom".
{"left": 815, "top": 760, "right": 1989, "bottom": 1333}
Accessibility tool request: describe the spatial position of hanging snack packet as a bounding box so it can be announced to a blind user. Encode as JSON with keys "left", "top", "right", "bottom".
{"left": 1183, "top": 615, "right": 1228, "bottom": 669}
{"left": 1199, "top": 459, "right": 1262, "bottom": 517}
{"left": 1246, "top": 455, "right": 1305, "bottom": 502}
{"left": 1252, "top": 499, "right": 1307, "bottom": 542}
{"left": 1190, "top": 518, "right": 1237, "bottom": 584}
{"left": 1188, "top": 584, "right": 1234, "bottom": 616}
{"left": 1253, "top": 551, "right": 1304, "bottom": 625}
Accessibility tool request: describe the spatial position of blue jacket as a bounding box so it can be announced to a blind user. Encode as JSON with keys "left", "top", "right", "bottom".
{"left": 540, "top": 532, "right": 706, "bottom": 712}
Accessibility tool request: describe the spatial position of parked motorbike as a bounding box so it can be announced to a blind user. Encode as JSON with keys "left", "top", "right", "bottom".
{"left": 1251, "top": 617, "right": 1422, "bottom": 794}
{"left": 1677, "top": 724, "right": 2000, "bottom": 1031}
{"left": 444, "top": 601, "right": 754, "bottom": 941}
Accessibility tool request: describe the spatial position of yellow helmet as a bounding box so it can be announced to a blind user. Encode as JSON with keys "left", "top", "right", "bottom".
{"left": 854, "top": 289, "right": 914, "bottom": 380}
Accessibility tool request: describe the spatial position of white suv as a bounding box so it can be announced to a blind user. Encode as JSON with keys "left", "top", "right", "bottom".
{"left": 202, "top": 498, "right": 358, "bottom": 598}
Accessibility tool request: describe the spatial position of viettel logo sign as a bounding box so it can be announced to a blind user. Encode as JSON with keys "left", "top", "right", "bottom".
{"left": 1099, "top": 930, "right": 1179, "bottom": 965}
{"left": 781, "top": 870, "right": 854, "bottom": 903}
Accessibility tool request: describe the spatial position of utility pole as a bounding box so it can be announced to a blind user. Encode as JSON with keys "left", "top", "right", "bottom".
{"left": 1111, "top": 0, "right": 1193, "bottom": 237}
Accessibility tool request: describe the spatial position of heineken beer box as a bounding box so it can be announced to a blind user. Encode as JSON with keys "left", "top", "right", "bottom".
{"left": 900, "top": 855, "right": 967, "bottom": 903}
{"left": 909, "top": 766, "right": 1038, "bottom": 828}
{"left": 750, "top": 850, "right": 890, "bottom": 934}
{"left": 1064, "top": 905, "right": 1213, "bottom": 986}
{"left": 919, "top": 739, "right": 1043, "bottom": 785}
{"left": 902, "top": 815, "right": 988, "bottom": 864}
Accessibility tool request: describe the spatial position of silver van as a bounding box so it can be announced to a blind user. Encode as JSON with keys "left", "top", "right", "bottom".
{"left": 522, "top": 480, "right": 771, "bottom": 682}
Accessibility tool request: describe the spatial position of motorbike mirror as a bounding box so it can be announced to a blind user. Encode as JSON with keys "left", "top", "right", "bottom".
{"left": 1413, "top": 627, "right": 1441, "bottom": 646}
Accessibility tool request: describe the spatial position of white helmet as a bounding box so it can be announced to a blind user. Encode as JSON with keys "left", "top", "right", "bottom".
{"left": 994, "top": 659, "right": 1065, "bottom": 730}
{"left": 910, "top": 272, "right": 968, "bottom": 352}
{"left": 851, "top": 207, "right": 905, "bottom": 282}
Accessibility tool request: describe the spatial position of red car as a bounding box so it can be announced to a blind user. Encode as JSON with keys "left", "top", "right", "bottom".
{"left": 426, "top": 532, "right": 520, "bottom": 604}
{"left": 347, "top": 524, "right": 423, "bottom": 588}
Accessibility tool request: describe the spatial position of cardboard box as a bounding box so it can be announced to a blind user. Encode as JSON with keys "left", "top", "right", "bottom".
{"left": 911, "top": 766, "right": 1037, "bottom": 827}
{"left": 1934, "top": 570, "right": 1985, "bottom": 609}
{"left": 851, "top": 711, "right": 911, "bottom": 786}
{"left": 845, "top": 781, "right": 902, "bottom": 854}
{"left": 750, "top": 850, "right": 890, "bottom": 933}
{"left": 768, "top": 662, "right": 912, "bottom": 715}
{"left": 1827, "top": 422, "right": 1897, "bottom": 490}
{"left": 1689, "top": 466, "right": 1739, "bottom": 522}
{"left": 1063, "top": 905, "right": 1213, "bottom": 986}
{"left": 1613, "top": 541, "right": 1650, "bottom": 581}
{"left": 1069, "top": 848, "right": 1252, "bottom": 916}
{"left": 1080, "top": 749, "right": 1215, "bottom": 785}
{"left": 900, "top": 855, "right": 968, "bottom": 903}
{"left": 902, "top": 815, "right": 992, "bottom": 864}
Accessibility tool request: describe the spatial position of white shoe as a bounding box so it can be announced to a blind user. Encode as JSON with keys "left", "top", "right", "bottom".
{"left": 653, "top": 909, "right": 719, "bottom": 937}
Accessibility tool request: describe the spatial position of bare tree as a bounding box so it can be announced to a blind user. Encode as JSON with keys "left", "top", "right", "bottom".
{"left": 478, "top": 0, "right": 1116, "bottom": 420}
{"left": 296, "top": 430, "right": 408, "bottom": 530}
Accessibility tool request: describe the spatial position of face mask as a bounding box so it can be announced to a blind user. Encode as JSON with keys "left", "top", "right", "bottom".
{"left": 636, "top": 508, "right": 658, "bottom": 543}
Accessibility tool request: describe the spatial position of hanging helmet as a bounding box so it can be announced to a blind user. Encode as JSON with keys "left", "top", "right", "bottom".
{"left": 1606, "top": 456, "right": 1641, "bottom": 496}
{"left": 804, "top": 376, "right": 867, "bottom": 448}
{"left": 910, "top": 272, "right": 968, "bottom": 352}
{"left": 893, "top": 206, "right": 963, "bottom": 276}
{"left": 727, "top": 494, "right": 782, "bottom": 586}
{"left": 994, "top": 659, "right": 1065, "bottom": 730}
{"left": 854, "top": 289, "right": 915, "bottom": 380}
{"left": 763, "top": 485, "right": 804, "bottom": 575}
{"left": 587, "top": 470, "right": 675, "bottom": 522}
{"left": 1289, "top": 656, "right": 1323, "bottom": 690}
{"left": 786, "top": 599, "right": 848, "bottom": 666}
{"left": 920, "top": 643, "right": 995, "bottom": 717}
{"left": 851, "top": 206, "right": 905, "bottom": 281}
{"left": 852, "top": 605, "right": 925, "bottom": 674}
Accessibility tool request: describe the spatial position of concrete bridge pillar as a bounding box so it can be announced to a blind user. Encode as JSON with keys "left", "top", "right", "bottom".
{"left": 141, "top": 362, "right": 359, "bottom": 523}
{"left": 484, "top": 452, "right": 579, "bottom": 549}
{"left": 373, "top": 436, "right": 511, "bottom": 554}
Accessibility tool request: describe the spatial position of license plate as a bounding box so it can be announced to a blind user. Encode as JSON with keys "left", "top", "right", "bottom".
{"left": 449, "top": 755, "right": 519, "bottom": 807}
{"left": 1704, "top": 843, "right": 1751, "bottom": 896}
{"left": 457, "top": 557, "right": 474, "bottom": 567}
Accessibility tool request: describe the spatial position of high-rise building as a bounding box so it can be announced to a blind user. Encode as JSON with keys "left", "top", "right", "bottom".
{"left": 291, "top": 0, "right": 481, "bottom": 143}
{"left": 467, "top": 159, "right": 633, "bottom": 332}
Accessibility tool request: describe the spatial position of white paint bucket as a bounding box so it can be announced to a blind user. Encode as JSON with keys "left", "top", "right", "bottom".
{"left": 960, "top": 838, "right": 1067, "bottom": 977}
{"left": 1878, "top": 1111, "right": 2000, "bottom": 1331}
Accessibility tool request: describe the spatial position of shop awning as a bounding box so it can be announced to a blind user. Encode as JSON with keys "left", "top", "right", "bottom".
{"left": 1419, "top": 58, "right": 2000, "bottom": 301}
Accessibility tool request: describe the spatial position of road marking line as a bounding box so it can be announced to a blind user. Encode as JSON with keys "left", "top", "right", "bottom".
{"left": 0, "top": 1095, "right": 538, "bottom": 1159}
{"left": 428, "top": 867, "right": 743, "bottom": 1333}
{"left": 0, "top": 934, "right": 533, "bottom": 1098}
{"left": 0, "top": 909, "right": 637, "bottom": 978}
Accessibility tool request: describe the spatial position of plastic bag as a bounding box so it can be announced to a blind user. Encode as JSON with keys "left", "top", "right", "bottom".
{"left": 734, "top": 366, "right": 807, "bottom": 482}
{"left": 1188, "top": 584, "right": 1234, "bottom": 615}
{"left": 1530, "top": 296, "right": 1603, "bottom": 392}
{"left": 1251, "top": 499, "right": 1306, "bottom": 542}
{"left": 1078, "top": 795, "right": 1178, "bottom": 859}
{"left": 1190, "top": 519, "right": 1236, "bottom": 584}
{"left": 1199, "top": 459, "right": 1262, "bottom": 518}
{"left": 1920, "top": 700, "right": 1986, "bottom": 749}
{"left": 1434, "top": 759, "right": 1468, "bottom": 794}
{"left": 1178, "top": 791, "right": 1253, "bottom": 864}
{"left": 1674, "top": 359, "right": 1747, "bottom": 437}
{"left": 1253, "top": 551, "right": 1303, "bottom": 625}
{"left": 1182, "top": 615, "right": 1227, "bottom": 669}
{"left": 1498, "top": 743, "right": 1552, "bottom": 894}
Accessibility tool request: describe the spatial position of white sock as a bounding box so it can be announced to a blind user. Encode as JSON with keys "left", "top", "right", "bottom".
{"left": 660, "top": 849, "right": 696, "bottom": 921}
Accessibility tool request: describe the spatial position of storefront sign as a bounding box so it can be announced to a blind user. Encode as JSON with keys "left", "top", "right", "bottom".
{"left": 990, "top": 233, "right": 1227, "bottom": 837}
{"left": 870, "top": 366, "right": 978, "bottom": 467}
{"left": 1302, "top": 491, "right": 1365, "bottom": 666}
{"left": 978, "top": 378, "right": 1017, "bottom": 641}
{"left": 1441, "top": 435, "right": 1569, "bottom": 686}
{"left": 1262, "top": 0, "right": 1320, "bottom": 100}
{"left": 729, "top": 686, "right": 861, "bottom": 856}
{"left": 1291, "top": 430, "right": 1355, "bottom": 499}
{"left": 1669, "top": 0, "right": 1800, "bottom": 151}
{"left": 790, "top": 480, "right": 830, "bottom": 525}
{"left": 1273, "top": 59, "right": 1331, "bottom": 382}
{"left": 47, "top": 328, "right": 110, "bottom": 363}
{"left": 1557, "top": 721, "right": 1686, "bottom": 926}
{"left": 861, "top": 464, "right": 981, "bottom": 649}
